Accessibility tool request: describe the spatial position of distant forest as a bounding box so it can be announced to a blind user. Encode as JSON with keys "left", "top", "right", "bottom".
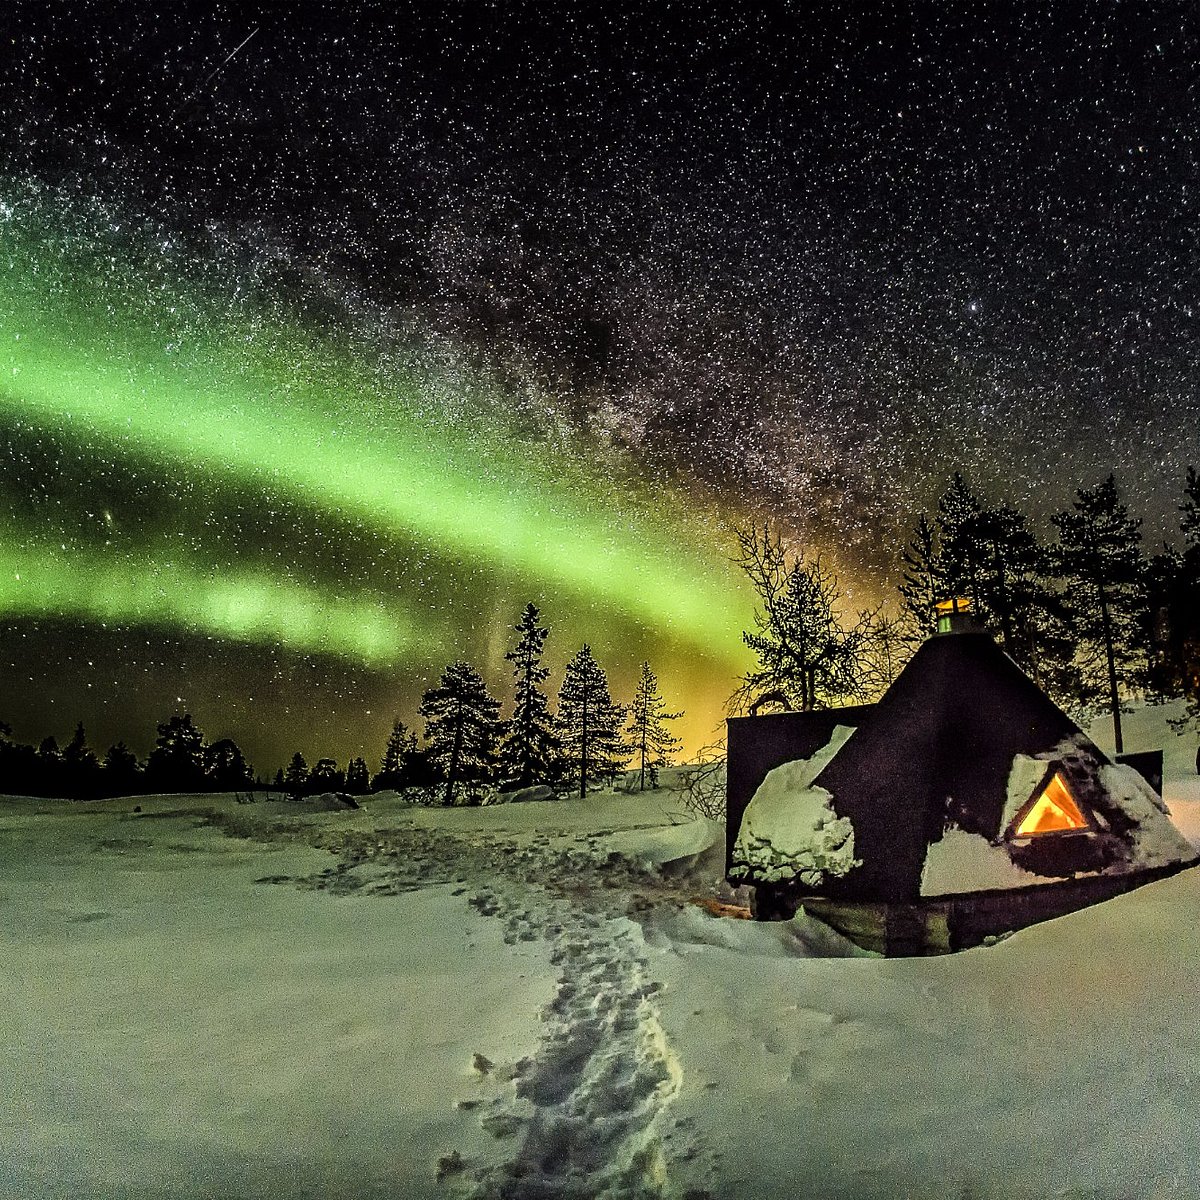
{"left": 0, "top": 605, "right": 682, "bottom": 804}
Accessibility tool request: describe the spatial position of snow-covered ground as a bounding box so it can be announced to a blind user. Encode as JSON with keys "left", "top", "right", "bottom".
{"left": 3, "top": 716, "right": 1200, "bottom": 1200}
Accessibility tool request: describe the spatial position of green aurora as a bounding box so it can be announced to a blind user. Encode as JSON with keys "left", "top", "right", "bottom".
{"left": 0, "top": 192, "right": 754, "bottom": 762}
{"left": 0, "top": 525, "right": 428, "bottom": 665}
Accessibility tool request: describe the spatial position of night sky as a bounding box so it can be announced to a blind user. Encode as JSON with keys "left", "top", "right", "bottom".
{"left": 2, "top": 2, "right": 1199, "bottom": 773}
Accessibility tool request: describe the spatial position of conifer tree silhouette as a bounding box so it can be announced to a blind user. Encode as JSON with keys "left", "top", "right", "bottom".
{"left": 419, "top": 661, "right": 501, "bottom": 805}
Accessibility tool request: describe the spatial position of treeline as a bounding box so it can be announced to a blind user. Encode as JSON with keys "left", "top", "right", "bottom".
{"left": 0, "top": 714, "right": 255, "bottom": 800}
{"left": 737, "top": 468, "right": 1200, "bottom": 753}
{"left": 321, "top": 604, "right": 683, "bottom": 806}
{"left": 0, "top": 604, "right": 684, "bottom": 804}
{"left": 899, "top": 470, "right": 1200, "bottom": 750}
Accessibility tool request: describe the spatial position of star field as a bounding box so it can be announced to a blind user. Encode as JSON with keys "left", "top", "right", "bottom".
{"left": 1, "top": 2, "right": 1198, "bottom": 769}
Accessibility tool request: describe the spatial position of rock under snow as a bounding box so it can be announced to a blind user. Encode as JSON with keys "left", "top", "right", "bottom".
{"left": 497, "top": 784, "right": 558, "bottom": 804}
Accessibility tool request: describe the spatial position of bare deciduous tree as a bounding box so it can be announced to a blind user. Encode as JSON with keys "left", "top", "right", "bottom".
{"left": 731, "top": 523, "right": 887, "bottom": 713}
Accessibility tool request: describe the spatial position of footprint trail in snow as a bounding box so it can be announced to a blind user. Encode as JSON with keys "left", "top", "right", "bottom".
{"left": 227, "top": 813, "right": 718, "bottom": 1199}
{"left": 461, "top": 889, "right": 683, "bottom": 1199}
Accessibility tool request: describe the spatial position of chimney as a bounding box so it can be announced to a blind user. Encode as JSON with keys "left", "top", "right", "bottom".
{"left": 934, "top": 596, "right": 981, "bottom": 635}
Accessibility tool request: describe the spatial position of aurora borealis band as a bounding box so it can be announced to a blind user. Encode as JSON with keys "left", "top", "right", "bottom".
{"left": 2, "top": 207, "right": 751, "bottom": 651}
{"left": 0, "top": 186, "right": 755, "bottom": 766}
{"left": 4, "top": 2, "right": 1200, "bottom": 771}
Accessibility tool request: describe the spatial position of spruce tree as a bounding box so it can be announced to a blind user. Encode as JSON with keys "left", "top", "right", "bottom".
{"left": 283, "top": 752, "right": 309, "bottom": 798}
{"left": 625, "top": 661, "right": 682, "bottom": 791}
{"left": 146, "top": 714, "right": 206, "bottom": 792}
{"left": 898, "top": 513, "right": 944, "bottom": 645}
{"left": 924, "top": 480, "right": 1075, "bottom": 697}
{"left": 419, "top": 661, "right": 501, "bottom": 805}
{"left": 309, "top": 758, "right": 345, "bottom": 792}
{"left": 498, "top": 602, "right": 560, "bottom": 788}
{"left": 1161, "top": 468, "right": 1200, "bottom": 734}
{"left": 937, "top": 472, "right": 986, "bottom": 610}
{"left": 62, "top": 721, "right": 101, "bottom": 798}
{"left": 557, "top": 645, "right": 627, "bottom": 797}
{"left": 1051, "top": 475, "right": 1148, "bottom": 753}
{"left": 374, "top": 718, "right": 418, "bottom": 790}
{"left": 102, "top": 741, "right": 141, "bottom": 797}
{"left": 346, "top": 756, "right": 370, "bottom": 794}
{"left": 1183, "top": 466, "right": 1200, "bottom": 548}
{"left": 972, "top": 503, "right": 1070, "bottom": 686}
{"left": 203, "top": 738, "right": 254, "bottom": 791}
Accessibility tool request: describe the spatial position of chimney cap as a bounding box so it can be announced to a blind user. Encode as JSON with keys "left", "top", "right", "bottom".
{"left": 934, "top": 596, "right": 980, "bottom": 635}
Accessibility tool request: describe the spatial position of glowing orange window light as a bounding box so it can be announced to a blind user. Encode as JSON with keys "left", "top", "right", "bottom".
{"left": 1015, "top": 772, "right": 1088, "bottom": 836}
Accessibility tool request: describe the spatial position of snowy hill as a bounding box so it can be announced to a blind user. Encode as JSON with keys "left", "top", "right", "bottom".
{"left": 3, "top": 710, "right": 1200, "bottom": 1200}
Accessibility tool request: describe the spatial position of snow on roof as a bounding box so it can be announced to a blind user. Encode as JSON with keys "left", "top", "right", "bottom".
{"left": 1101, "top": 762, "right": 1196, "bottom": 869}
{"left": 1001, "top": 734, "right": 1193, "bottom": 870}
{"left": 1002, "top": 751, "right": 1061, "bottom": 834}
{"left": 920, "top": 827, "right": 1046, "bottom": 897}
{"left": 730, "top": 726, "right": 860, "bottom": 887}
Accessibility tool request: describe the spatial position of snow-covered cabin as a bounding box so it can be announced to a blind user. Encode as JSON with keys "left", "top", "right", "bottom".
{"left": 726, "top": 622, "right": 1198, "bottom": 955}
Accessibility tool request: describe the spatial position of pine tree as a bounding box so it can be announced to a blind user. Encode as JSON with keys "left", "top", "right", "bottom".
{"left": 309, "top": 758, "right": 345, "bottom": 792}
{"left": 925, "top": 480, "right": 1076, "bottom": 697}
{"left": 63, "top": 721, "right": 96, "bottom": 767}
{"left": 1051, "top": 475, "right": 1148, "bottom": 753}
{"left": 203, "top": 738, "right": 254, "bottom": 790}
{"left": 557, "top": 645, "right": 627, "bottom": 797}
{"left": 283, "top": 751, "right": 309, "bottom": 798}
{"left": 498, "top": 602, "right": 560, "bottom": 788}
{"left": 1161, "top": 468, "right": 1200, "bottom": 734}
{"left": 102, "top": 741, "right": 142, "bottom": 797}
{"left": 345, "top": 756, "right": 370, "bottom": 794}
{"left": 972, "top": 504, "right": 1032, "bottom": 652}
{"left": 625, "top": 662, "right": 682, "bottom": 791}
{"left": 1183, "top": 466, "right": 1200, "bottom": 549}
{"left": 972, "top": 502, "right": 1072, "bottom": 686}
{"left": 62, "top": 721, "right": 101, "bottom": 797}
{"left": 898, "top": 513, "right": 944, "bottom": 645}
{"left": 937, "top": 472, "right": 986, "bottom": 611}
{"left": 374, "top": 718, "right": 418, "bottom": 790}
{"left": 419, "top": 661, "right": 501, "bottom": 806}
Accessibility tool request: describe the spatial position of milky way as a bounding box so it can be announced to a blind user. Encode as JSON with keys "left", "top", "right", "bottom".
{"left": 2, "top": 2, "right": 1199, "bottom": 769}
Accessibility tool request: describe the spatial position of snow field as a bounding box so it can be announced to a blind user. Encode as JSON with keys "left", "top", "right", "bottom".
{"left": 3, "top": 700, "right": 1200, "bottom": 1200}
{"left": 0, "top": 800, "right": 556, "bottom": 1200}
{"left": 654, "top": 859, "right": 1200, "bottom": 1200}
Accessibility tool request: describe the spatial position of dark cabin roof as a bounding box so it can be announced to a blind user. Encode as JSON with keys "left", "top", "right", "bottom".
{"left": 810, "top": 631, "right": 1095, "bottom": 903}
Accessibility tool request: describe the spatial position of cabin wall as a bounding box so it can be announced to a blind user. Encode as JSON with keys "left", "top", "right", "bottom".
{"left": 1115, "top": 749, "right": 1164, "bottom": 796}
{"left": 801, "top": 859, "right": 1197, "bottom": 955}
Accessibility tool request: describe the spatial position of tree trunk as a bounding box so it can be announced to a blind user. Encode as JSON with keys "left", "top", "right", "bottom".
{"left": 445, "top": 710, "right": 463, "bottom": 806}
{"left": 579, "top": 691, "right": 589, "bottom": 799}
{"left": 1098, "top": 581, "right": 1124, "bottom": 754}
{"left": 639, "top": 718, "right": 648, "bottom": 792}
{"left": 991, "top": 541, "right": 1013, "bottom": 651}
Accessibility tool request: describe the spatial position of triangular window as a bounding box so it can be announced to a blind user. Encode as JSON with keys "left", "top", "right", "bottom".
{"left": 1014, "top": 771, "right": 1088, "bottom": 836}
